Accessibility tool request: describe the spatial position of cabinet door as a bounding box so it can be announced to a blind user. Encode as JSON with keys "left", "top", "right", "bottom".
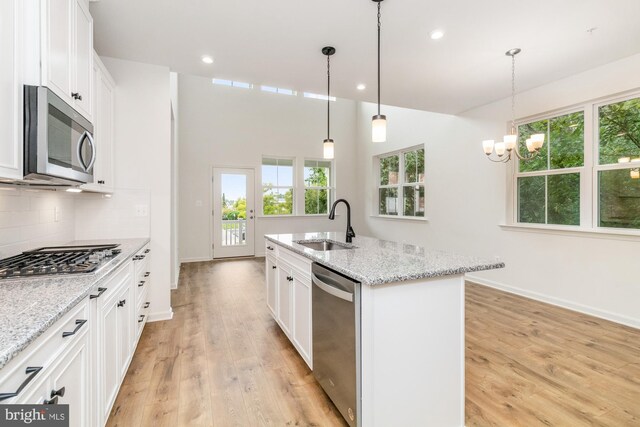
{"left": 293, "top": 274, "right": 312, "bottom": 367}
{"left": 101, "top": 296, "right": 119, "bottom": 421}
{"left": 266, "top": 256, "right": 277, "bottom": 317}
{"left": 44, "top": 0, "right": 73, "bottom": 103}
{"left": 73, "top": 0, "right": 92, "bottom": 120}
{"left": 50, "top": 333, "right": 90, "bottom": 427}
{"left": 0, "top": 0, "right": 22, "bottom": 180}
{"left": 277, "top": 263, "right": 292, "bottom": 336}
{"left": 116, "top": 284, "right": 132, "bottom": 380}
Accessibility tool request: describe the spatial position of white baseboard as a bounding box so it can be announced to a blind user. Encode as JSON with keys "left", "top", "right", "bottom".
{"left": 179, "top": 256, "right": 211, "bottom": 263}
{"left": 466, "top": 274, "right": 640, "bottom": 330}
{"left": 147, "top": 308, "right": 174, "bottom": 322}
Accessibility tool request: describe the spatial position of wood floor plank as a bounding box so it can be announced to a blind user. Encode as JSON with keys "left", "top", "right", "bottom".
{"left": 106, "top": 261, "right": 640, "bottom": 427}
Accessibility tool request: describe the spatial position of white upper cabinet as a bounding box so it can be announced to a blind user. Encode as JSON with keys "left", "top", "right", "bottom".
{"left": 0, "top": 0, "right": 23, "bottom": 180}
{"left": 41, "top": 0, "right": 94, "bottom": 122}
{"left": 81, "top": 54, "right": 115, "bottom": 193}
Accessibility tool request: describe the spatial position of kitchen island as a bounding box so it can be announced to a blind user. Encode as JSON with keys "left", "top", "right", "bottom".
{"left": 265, "top": 232, "right": 504, "bottom": 427}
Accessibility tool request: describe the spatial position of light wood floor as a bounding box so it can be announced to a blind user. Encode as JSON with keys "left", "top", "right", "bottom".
{"left": 107, "top": 258, "right": 640, "bottom": 427}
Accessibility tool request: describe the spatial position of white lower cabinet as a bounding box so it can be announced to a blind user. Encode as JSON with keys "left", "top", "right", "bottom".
{"left": 266, "top": 239, "right": 313, "bottom": 368}
{"left": 266, "top": 256, "right": 277, "bottom": 316}
{"left": 49, "top": 331, "right": 90, "bottom": 426}
{"left": 0, "top": 243, "right": 152, "bottom": 427}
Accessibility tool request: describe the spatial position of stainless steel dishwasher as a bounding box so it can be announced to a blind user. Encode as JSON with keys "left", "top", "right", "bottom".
{"left": 312, "top": 263, "right": 361, "bottom": 427}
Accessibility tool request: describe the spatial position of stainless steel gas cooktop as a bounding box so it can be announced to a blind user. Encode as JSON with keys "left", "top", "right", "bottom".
{"left": 0, "top": 244, "right": 121, "bottom": 279}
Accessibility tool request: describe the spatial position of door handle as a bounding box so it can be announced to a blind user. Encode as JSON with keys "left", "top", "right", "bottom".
{"left": 62, "top": 319, "right": 87, "bottom": 338}
{"left": 312, "top": 273, "right": 354, "bottom": 302}
{"left": 0, "top": 367, "right": 43, "bottom": 401}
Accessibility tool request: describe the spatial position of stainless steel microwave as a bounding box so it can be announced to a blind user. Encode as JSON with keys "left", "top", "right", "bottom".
{"left": 23, "top": 85, "right": 95, "bottom": 185}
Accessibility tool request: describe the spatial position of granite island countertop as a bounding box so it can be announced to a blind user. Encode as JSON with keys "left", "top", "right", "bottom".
{"left": 265, "top": 232, "right": 504, "bottom": 286}
{"left": 0, "top": 238, "right": 149, "bottom": 370}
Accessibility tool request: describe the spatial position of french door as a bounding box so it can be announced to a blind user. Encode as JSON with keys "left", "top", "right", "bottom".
{"left": 212, "top": 168, "right": 255, "bottom": 258}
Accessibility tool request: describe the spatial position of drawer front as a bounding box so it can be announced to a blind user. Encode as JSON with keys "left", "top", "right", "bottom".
{"left": 136, "top": 271, "right": 150, "bottom": 306}
{"left": 265, "top": 239, "right": 277, "bottom": 257}
{"left": 0, "top": 299, "right": 89, "bottom": 404}
{"left": 134, "top": 245, "right": 150, "bottom": 279}
{"left": 136, "top": 290, "right": 150, "bottom": 339}
{"left": 100, "top": 261, "right": 133, "bottom": 307}
{"left": 278, "top": 247, "right": 312, "bottom": 279}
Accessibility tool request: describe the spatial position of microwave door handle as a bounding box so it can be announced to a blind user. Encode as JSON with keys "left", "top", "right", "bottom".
{"left": 85, "top": 132, "right": 96, "bottom": 172}
{"left": 76, "top": 131, "right": 89, "bottom": 171}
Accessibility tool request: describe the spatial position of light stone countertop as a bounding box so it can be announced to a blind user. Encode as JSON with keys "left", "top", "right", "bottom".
{"left": 265, "top": 232, "right": 504, "bottom": 286}
{"left": 0, "top": 238, "right": 149, "bottom": 370}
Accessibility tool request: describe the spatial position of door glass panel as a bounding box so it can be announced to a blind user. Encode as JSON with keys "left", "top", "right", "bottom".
{"left": 220, "top": 174, "right": 247, "bottom": 246}
{"left": 48, "top": 104, "right": 89, "bottom": 171}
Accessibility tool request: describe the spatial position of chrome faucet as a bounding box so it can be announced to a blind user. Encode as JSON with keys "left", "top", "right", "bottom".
{"left": 329, "top": 199, "right": 356, "bottom": 243}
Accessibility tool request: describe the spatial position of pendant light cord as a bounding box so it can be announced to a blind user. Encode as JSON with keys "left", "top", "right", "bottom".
{"left": 377, "top": 1, "right": 381, "bottom": 116}
{"left": 511, "top": 53, "right": 516, "bottom": 134}
{"left": 327, "top": 54, "right": 331, "bottom": 140}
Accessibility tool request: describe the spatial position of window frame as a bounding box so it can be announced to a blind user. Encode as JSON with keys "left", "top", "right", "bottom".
{"left": 301, "top": 158, "right": 335, "bottom": 216}
{"left": 261, "top": 156, "right": 296, "bottom": 217}
{"left": 508, "top": 88, "right": 640, "bottom": 235}
{"left": 373, "top": 144, "right": 426, "bottom": 220}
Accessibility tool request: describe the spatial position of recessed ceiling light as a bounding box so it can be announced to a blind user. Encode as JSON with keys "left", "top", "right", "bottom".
{"left": 357, "top": 84, "right": 366, "bottom": 91}
{"left": 201, "top": 55, "right": 214, "bottom": 64}
{"left": 66, "top": 188, "right": 82, "bottom": 193}
{"left": 430, "top": 30, "right": 444, "bottom": 40}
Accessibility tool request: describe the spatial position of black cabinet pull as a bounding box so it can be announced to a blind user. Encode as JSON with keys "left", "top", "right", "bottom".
{"left": 144, "top": 249, "right": 150, "bottom": 254}
{"left": 144, "top": 272, "right": 150, "bottom": 277}
{"left": 98, "top": 180, "right": 105, "bottom": 184}
{"left": 272, "top": 265, "right": 277, "bottom": 270}
{"left": 138, "top": 315, "right": 145, "bottom": 323}
{"left": 267, "top": 246, "right": 274, "bottom": 250}
{"left": 117, "top": 299, "right": 126, "bottom": 307}
{"left": 138, "top": 281, "right": 145, "bottom": 287}
{"left": 0, "top": 367, "right": 42, "bottom": 401}
{"left": 90, "top": 287, "right": 107, "bottom": 299}
{"left": 44, "top": 396, "right": 58, "bottom": 405}
{"left": 62, "top": 319, "right": 87, "bottom": 338}
{"left": 71, "top": 92, "right": 82, "bottom": 101}
{"left": 286, "top": 276, "right": 293, "bottom": 282}
{"left": 144, "top": 302, "right": 150, "bottom": 309}
{"left": 51, "top": 387, "right": 65, "bottom": 398}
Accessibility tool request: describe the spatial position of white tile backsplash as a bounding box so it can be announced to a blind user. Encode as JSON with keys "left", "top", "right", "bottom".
{"left": 0, "top": 186, "right": 151, "bottom": 259}
{"left": 0, "top": 187, "right": 76, "bottom": 258}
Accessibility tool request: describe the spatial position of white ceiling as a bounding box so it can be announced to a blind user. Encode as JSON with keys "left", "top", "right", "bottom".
{"left": 90, "top": 0, "right": 640, "bottom": 114}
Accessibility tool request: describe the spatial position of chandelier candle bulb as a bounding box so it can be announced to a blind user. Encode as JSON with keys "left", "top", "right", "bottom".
{"left": 495, "top": 142, "right": 506, "bottom": 156}
{"left": 483, "top": 140, "right": 495, "bottom": 155}
{"left": 504, "top": 134, "right": 517, "bottom": 151}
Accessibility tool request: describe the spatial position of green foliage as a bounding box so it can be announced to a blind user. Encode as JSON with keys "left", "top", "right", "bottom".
{"left": 599, "top": 98, "right": 640, "bottom": 164}
{"left": 263, "top": 185, "right": 293, "bottom": 215}
{"left": 599, "top": 169, "right": 640, "bottom": 229}
{"left": 518, "top": 176, "right": 545, "bottom": 224}
{"left": 304, "top": 167, "right": 329, "bottom": 215}
{"left": 222, "top": 195, "right": 247, "bottom": 220}
{"left": 404, "top": 149, "right": 425, "bottom": 183}
{"left": 379, "top": 155, "right": 399, "bottom": 185}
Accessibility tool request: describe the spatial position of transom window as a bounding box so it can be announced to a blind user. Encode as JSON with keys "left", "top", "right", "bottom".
{"left": 375, "top": 146, "right": 425, "bottom": 218}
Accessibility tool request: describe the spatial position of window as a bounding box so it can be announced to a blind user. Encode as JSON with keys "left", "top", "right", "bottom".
{"left": 516, "top": 111, "right": 584, "bottom": 226}
{"left": 376, "top": 146, "right": 425, "bottom": 218}
{"left": 304, "top": 160, "right": 333, "bottom": 215}
{"left": 212, "top": 79, "right": 253, "bottom": 89}
{"left": 513, "top": 92, "right": 640, "bottom": 232}
{"left": 597, "top": 97, "right": 640, "bottom": 229}
{"left": 303, "top": 92, "right": 336, "bottom": 102}
{"left": 261, "top": 86, "right": 296, "bottom": 96}
{"left": 262, "top": 158, "right": 294, "bottom": 215}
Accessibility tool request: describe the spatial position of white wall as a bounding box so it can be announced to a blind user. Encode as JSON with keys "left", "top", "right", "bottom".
{"left": 169, "top": 72, "right": 179, "bottom": 288}
{"left": 0, "top": 187, "right": 75, "bottom": 258}
{"left": 100, "top": 57, "right": 173, "bottom": 321}
{"left": 178, "top": 74, "right": 359, "bottom": 262}
{"left": 355, "top": 52, "right": 640, "bottom": 328}
{"left": 74, "top": 189, "right": 150, "bottom": 239}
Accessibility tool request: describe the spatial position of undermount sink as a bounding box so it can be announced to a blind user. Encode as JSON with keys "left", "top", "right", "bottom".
{"left": 295, "top": 240, "right": 354, "bottom": 251}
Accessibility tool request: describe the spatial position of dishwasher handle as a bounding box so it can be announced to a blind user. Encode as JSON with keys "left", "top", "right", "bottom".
{"left": 312, "top": 273, "right": 354, "bottom": 302}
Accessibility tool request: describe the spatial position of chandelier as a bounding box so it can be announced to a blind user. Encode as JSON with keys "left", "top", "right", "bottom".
{"left": 483, "top": 48, "right": 545, "bottom": 163}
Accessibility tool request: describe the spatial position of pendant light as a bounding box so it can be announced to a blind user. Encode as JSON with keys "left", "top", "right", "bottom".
{"left": 371, "top": 0, "right": 386, "bottom": 143}
{"left": 322, "top": 46, "right": 336, "bottom": 159}
{"left": 482, "top": 48, "right": 545, "bottom": 163}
